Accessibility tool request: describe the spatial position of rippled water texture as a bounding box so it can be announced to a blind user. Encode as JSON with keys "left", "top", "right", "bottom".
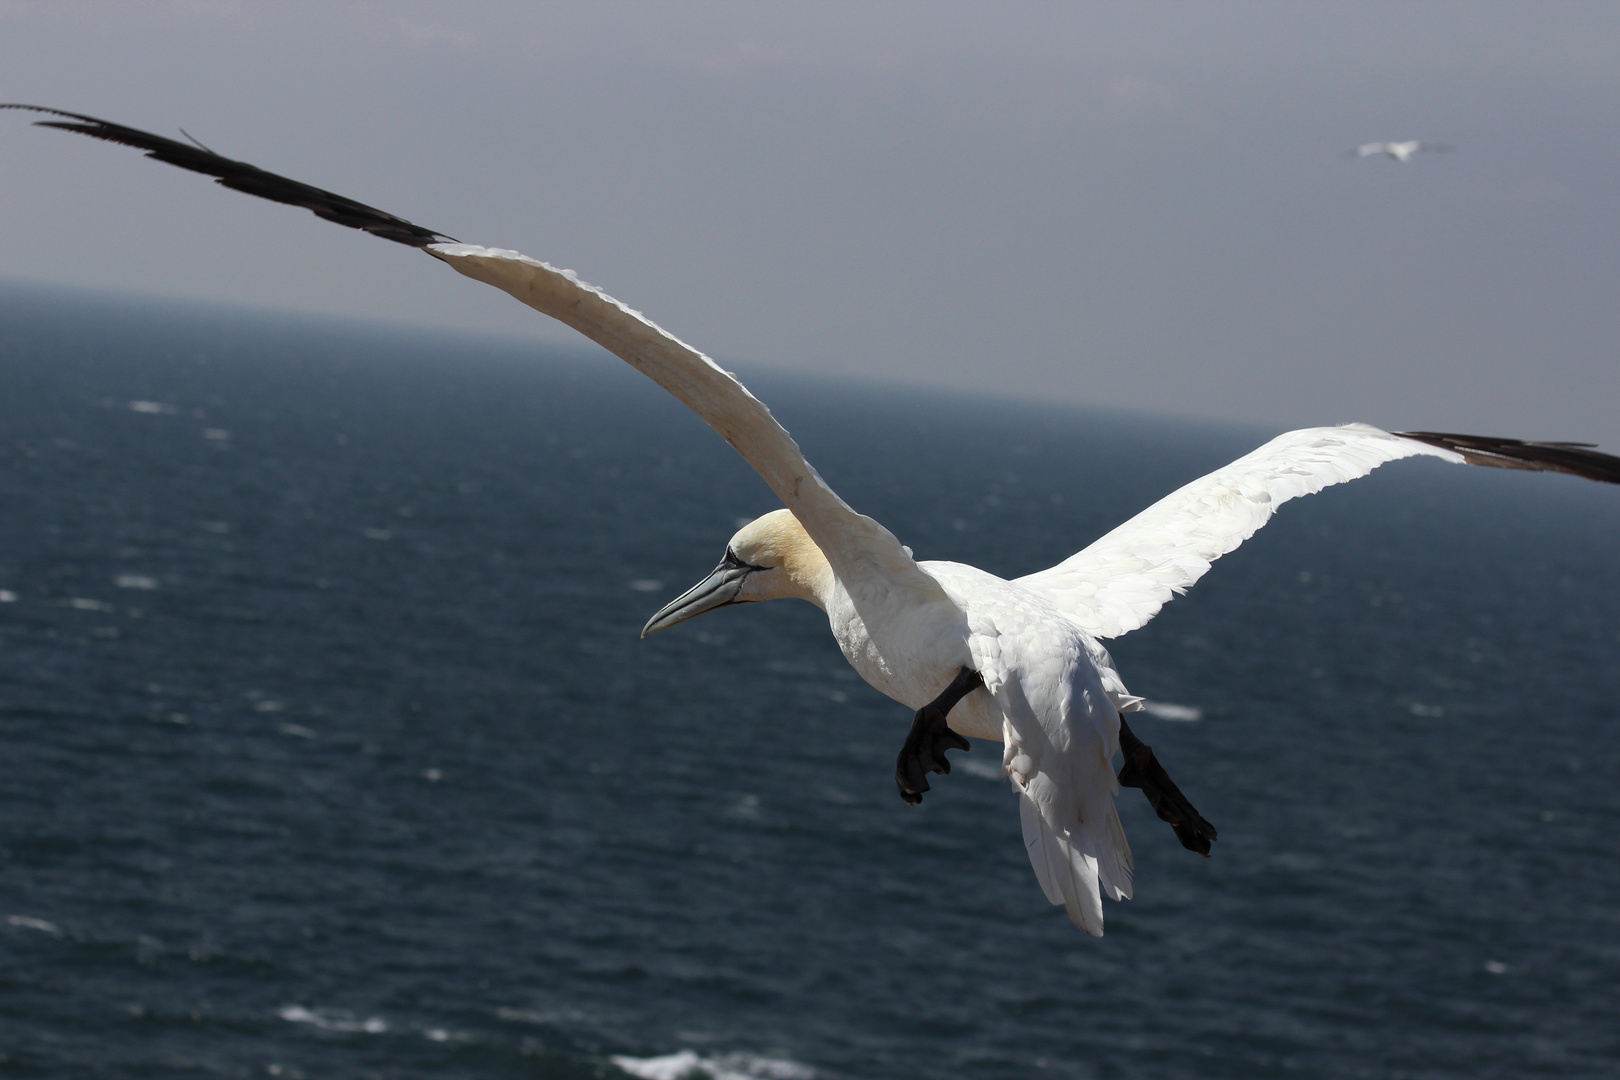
{"left": 2, "top": 283, "right": 1618, "bottom": 1079}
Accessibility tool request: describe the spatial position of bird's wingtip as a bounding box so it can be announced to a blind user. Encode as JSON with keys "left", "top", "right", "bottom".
{"left": 5, "top": 103, "right": 458, "bottom": 249}
{"left": 1396, "top": 430, "right": 1620, "bottom": 484}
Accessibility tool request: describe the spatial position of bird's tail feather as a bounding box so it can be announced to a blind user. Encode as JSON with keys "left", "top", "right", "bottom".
{"left": 1095, "top": 800, "right": 1134, "bottom": 903}
{"left": 1018, "top": 778, "right": 1106, "bottom": 935}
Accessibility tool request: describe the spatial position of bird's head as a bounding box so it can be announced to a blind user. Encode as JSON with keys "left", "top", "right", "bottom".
{"left": 641, "top": 509, "right": 832, "bottom": 637}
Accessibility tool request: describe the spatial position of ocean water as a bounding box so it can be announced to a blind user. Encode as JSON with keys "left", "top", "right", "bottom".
{"left": 1, "top": 281, "right": 1618, "bottom": 1080}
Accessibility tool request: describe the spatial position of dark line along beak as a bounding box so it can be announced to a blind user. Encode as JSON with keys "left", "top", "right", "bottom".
{"left": 640, "top": 552, "right": 760, "bottom": 638}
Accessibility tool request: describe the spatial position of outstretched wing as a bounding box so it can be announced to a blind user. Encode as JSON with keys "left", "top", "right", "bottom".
{"left": 1017, "top": 423, "right": 1620, "bottom": 640}
{"left": 5, "top": 104, "right": 947, "bottom": 607}
{"left": 427, "top": 244, "right": 941, "bottom": 600}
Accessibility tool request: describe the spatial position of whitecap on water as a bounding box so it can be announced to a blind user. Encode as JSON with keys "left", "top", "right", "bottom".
{"left": 956, "top": 756, "right": 1006, "bottom": 781}
{"left": 277, "top": 1005, "right": 387, "bottom": 1034}
{"left": 6, "top": 914, "right": 63, "bottom": 936}
{"left": 609, "top": 1050, "right": 814, "bottom": 1080}
{"left": 628, "top": 580, "right": 664, "bottom": 592}
{"left": 727, "top": 794, "right": 762, "bottom": 820}
{"left": 1141, "top": 700, "right": 1203, "bottom": 722}
{"left": 115, "top": 574, "right": 159, "bottom": 590}
{"left": 128, "top": 400, "right": 179, "bottom": 415}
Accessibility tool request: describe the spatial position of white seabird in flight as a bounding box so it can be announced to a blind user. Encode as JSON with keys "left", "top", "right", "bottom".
{"left": 1349, "top": 140, "right": 1455, "bottom": 163}
{"left": 8, "top": 105, "right": 1617, "bottom": 936}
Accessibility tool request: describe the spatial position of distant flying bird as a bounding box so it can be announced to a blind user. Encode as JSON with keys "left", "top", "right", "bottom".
{"left": 7, "top": 104, "right": 1617, "bottom": 936}
{"left": 1349, "top": 140, "right": 1455, "bottom": 163}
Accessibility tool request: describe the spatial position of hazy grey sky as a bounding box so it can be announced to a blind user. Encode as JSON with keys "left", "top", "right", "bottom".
{"left": 3, "top": 2, "right": 1617, "bottom": 443}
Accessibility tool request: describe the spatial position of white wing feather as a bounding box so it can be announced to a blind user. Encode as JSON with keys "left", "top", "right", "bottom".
{"left": 1016, "top": 424, "right": 1467, "bottom": 639}
{"left": 427, "top": 243, "right": 949, "bottom": 608}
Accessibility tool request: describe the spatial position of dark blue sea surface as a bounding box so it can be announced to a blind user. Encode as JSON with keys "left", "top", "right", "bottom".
{"left": 2, "top": 282, "right": 1618, "bottom": 1079}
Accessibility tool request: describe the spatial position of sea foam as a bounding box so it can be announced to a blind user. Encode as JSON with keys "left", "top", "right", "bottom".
{"left": 1140, "top": 700, "right": 1203, "bottom": 722}
{"left": 609, "top": 1049, "right": 814, "bottom": 1080}
{"left": 277, "top": 1005, "right": 387, "bottom": 1034}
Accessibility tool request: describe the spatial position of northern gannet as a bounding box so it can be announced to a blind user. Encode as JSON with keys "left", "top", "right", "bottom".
{"left": 9, "top": 105, "right": 1617, "bottom": 936}
{"left": 1348, "top": 140, "right": 1455, "bottom": 163}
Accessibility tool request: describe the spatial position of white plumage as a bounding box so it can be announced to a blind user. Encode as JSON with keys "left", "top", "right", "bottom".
{"left": 1017, "top": 424, "right": 1468, "bottom": 639}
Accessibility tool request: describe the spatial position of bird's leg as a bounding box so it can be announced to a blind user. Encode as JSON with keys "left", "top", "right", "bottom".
{"left": 1116, "top": 716, "right": 1219, "bottom": 857}
{"left": 895, "top": 667, "right": 980, "bottom": 805}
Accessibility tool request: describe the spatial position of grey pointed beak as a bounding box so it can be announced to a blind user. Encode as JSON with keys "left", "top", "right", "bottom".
{"left": 640, "top": 553, "right": 757, "bottom": 638}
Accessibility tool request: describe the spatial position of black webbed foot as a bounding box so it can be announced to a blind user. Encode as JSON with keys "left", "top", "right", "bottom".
{"left": 894, "top": 666, "right": 982, "bottom": 805}
{"left": 895, "top": 704, "right": 972, "bottom": 805}
{"left": 1117, "top": 717, "right": 1218, "bottom": 856}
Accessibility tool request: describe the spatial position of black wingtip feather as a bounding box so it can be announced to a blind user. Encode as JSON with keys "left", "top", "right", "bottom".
{"left": 3, "top": 103, "right": 455, "bottom": 249}
{"left": 1395, "top": 430, "right": 1620, "bottom": 485}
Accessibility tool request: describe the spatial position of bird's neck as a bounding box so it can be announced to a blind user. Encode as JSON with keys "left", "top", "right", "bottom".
{"left": 777, "top": 535, "right": 836, "bottom": 612}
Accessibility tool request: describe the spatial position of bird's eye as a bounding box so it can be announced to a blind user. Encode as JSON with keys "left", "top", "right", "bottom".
{"left": 723, "top": 547, "right": 768, "bottom": 571}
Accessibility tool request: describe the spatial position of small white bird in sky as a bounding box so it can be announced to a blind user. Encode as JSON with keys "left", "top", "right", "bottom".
{"left": 7, "top": 105, "right": 1616, "bottom": 936}
{"left": 1349, "top": 140, "right": 1455, "bottom": 163}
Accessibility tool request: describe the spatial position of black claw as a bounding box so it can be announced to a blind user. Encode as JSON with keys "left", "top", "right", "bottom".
{"left": 895, "top": 704, "right": 969, "bottom": 804}
{"left": 893, "top": 667, "right": 982, "bottom": 805}
{"left": 1117, "top": 719, "right": 1218, "bottom": 857}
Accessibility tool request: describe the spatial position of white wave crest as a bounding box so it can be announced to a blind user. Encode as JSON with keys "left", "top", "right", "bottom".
{"left": 1141, "top": 700, "right": 1203, "bottom": 722}
{"left": 610, "top": 1049, "right": 815, "bottom": 1080}
{"left": 955, "top": 756, "right": 1006, "bottom": 781}
{"left": 277, "top": 1005, "right": 387, "bottom": 1034}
